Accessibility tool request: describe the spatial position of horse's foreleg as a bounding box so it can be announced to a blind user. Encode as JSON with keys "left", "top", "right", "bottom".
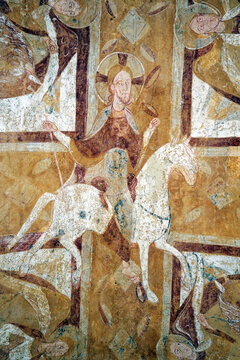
{"left": 20, "top": 230, "right": 54, "bottom": 274}
{"left": 139, "top": 241, "right": 159, "bottom": 303}
{"left": 154, "top": 241, "right": 191, "bottom": 290}
{"left": 60, "top": 234, "right": 82, "bottom": 284}
{"left": 192, "top": 254, "right": 212, "bottom": 351}
{"left": 7, "top": 192, "right": 56, "bottom": 251}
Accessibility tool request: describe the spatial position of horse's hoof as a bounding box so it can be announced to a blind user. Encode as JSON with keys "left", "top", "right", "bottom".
{"left": 136, "top": 282, "right": 147, "bottom": 303}
{"left": 146, "top": 290, "right": 159, "bottom": 304}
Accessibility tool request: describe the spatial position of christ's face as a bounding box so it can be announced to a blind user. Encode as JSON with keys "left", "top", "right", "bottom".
{"left": 53, "top": 0, "right": 82, "bottom": 17}
{"left": 190, "top": 14, "right": 225, "bottom": 34}
{"left": 111, "top": 70, "right": 132, "bottom": 105}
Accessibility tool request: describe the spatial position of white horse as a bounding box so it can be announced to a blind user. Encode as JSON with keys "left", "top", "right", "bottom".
{"left": 7, "top": 140, "right": 197, "bottom": 294}
{"left": 131, "top": 139, "right": 198, "bottom": 303}
{"left": 7, "top": 184, "right": 113, "bottom": 283}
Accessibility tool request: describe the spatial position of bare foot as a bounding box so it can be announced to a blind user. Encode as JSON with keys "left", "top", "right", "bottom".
{"left": 197, "top": 313, "right": 214, "bottom": 330}
{"left": 38, "top": 341, "right": 68, "bottom": 357}
{"left": 122, "top": 261, "right": 140, "bottom": 284}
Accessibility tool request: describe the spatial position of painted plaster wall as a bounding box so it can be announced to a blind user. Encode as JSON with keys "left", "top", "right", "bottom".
{"left": 0, "top": 1, "right": 239, "bottom": 359}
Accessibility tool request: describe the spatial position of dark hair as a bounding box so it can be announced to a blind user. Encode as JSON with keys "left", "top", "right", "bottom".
{"left": 0, "top": 0, "right": 11, "bottom": 14}
{"left": 40, "top": 0, "right": 49, "bottom": 5}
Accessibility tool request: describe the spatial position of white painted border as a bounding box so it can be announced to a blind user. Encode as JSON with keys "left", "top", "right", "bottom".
{"left": 0, "top": 142, "right": 66, "bottom": 152}
{"left": 170, "top": 232, "right": 240, "bottom": 248}
{"left": 86, "top": 0, "right": 102, "bottom": 134}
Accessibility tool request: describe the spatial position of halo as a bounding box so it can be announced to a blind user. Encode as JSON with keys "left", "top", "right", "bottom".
{"left": 95, "top": 52, "right": 145, "bottom": 104}
{"left": 52, "top": 0, "right": 98, "bottom": 29}
{"left": 7, "top": 0, "right": 98, "bottom": 31}
{"left": 174, "top": 3, "right": 222, "bottom": 50}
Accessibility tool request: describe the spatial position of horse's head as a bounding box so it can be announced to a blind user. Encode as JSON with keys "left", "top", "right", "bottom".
{"left": 169, "top": 139, "right": 198, "bottom": 186}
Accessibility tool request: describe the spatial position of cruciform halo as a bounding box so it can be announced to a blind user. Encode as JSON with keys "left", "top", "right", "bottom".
{"left": 95, "top": 52, "right": 145, "bottom": 104}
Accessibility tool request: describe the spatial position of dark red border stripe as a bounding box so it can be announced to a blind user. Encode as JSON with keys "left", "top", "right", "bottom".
{"left": 181, "top": 48, "right": 194, "bottom": 137}
{"left": 170, "top": 256, "right": 182, "bottom": 326}
{"left": 189, "top": 137, "right": 240, "bottom": 147}
{"left": 74, "top": 27, "right": 90, "bottom": 136}
{"left": 174, "top": 242, "right": 240, "bottom": 256}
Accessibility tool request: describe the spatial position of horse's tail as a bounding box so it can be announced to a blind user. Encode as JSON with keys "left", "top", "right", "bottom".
{"left": 7, "top": 192, "right": 56, "bottom": 250}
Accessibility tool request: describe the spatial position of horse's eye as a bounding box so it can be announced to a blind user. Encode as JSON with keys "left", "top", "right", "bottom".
{"left": 79, "top": 211, "right": 86, "bottom": 219}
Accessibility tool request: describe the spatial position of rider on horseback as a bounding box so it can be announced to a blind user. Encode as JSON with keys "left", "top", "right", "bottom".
{"left": 43, "top": 54, "right": 160, "bottom": 283}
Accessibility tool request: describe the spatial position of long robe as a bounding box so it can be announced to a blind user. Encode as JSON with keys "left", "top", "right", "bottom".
{"left": 69, "top": 110, "right": 143, "bottom": 169}
{"left": 69, "top": 109, "right": 143, "bottom": 262}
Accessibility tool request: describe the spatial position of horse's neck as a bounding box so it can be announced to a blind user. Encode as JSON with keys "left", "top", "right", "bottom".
{"left": 156, "top": 167, "right": 171, "bottom": 204}
{"left": 151, "top": 151, "right": 173, "bottom": 213}
{"left": 138, "top": 152, "right": 172, "bottom": 216}
{"left": 155, "top": 166, "right": 170, "bottom": 192}
{"left": 154, "top": 148, "right": 173, "bottom": 185}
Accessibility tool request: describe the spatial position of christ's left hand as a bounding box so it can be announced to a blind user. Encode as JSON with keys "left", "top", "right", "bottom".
{"left": 148, "top": 117, "right": 160, "bottom": 131}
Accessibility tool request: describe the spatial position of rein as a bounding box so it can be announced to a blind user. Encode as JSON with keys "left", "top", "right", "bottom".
{"left": 138, "top": 203, "right": 171, "bottom": 224}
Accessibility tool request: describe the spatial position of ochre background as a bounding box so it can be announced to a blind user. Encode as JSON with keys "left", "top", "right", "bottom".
{"left": 0, "top": 1, "right": 239, "bottom": 359}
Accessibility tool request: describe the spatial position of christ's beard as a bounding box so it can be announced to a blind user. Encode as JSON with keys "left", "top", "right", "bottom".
{"left": 118, "top": 93, "right": 131, "bottom": 105}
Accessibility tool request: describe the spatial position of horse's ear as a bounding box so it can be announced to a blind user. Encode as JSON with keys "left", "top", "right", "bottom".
{"left": 184, "top": 136, "right": 191, "bottom": 145}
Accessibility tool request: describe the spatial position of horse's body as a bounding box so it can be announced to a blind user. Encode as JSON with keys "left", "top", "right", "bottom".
{"left": 7, "top": 184, "right": 113, "bottom": 283}
{"left": 7, "top": 140, "right": 197, "bottom": 294}
{"left": 131, "top": 142, "right": 197, "bottom": 302}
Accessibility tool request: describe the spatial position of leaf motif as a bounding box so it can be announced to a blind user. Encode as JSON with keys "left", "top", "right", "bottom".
{"left": 98, "top": 302, "right": 113, "bottom": 327}
{"left": 102, "top": 39, "right": 118, "bottom": 55}
{"left": 137, "top": 314, "right": 151, "bottom": 337}
{"left": 136, "top": 282, "right": 147, "bottom": 303}
{"left": 140, "top": 44, "right": 155, "bottom": 62}
{"left": 141, "top": 102, "right": 158, "bottom": 117}
{"left": 32, "top": 158, "right": 52, "bottom": 175}
{"left": 23, "top": 284, "right": 51, "bottom": 334}
{"left": 198, "top": 159, "right": 212, "bottom": 176}
{"left": 148, "top": 1, "right": 170, "bottom": 16}
{"left": 144, "top": 66, "right": 161, "bottom": 89}
{"left": 0, "top": 162, "right": 15, "bottom": 179}
{"left": 185, "top": 207, "right": 203, "bottom": 223}
{"left": 105, "top": 0, "right": 118, "bottom": 18}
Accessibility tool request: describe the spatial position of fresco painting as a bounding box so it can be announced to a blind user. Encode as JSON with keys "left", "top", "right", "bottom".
{"left": 0, "top": 0, "right": 239, "bottom": 359}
